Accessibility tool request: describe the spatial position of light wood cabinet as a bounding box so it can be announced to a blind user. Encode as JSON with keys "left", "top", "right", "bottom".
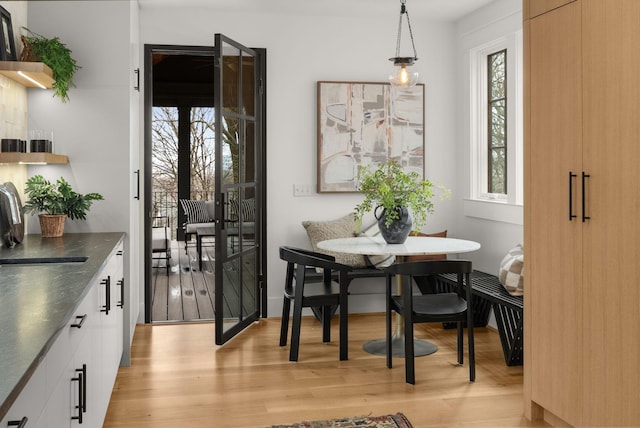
{"left": 525, "top": 0, "right": 575, "bottom": 18}
{"left": 524, "top": 0, "right": 640, "bottom": 426}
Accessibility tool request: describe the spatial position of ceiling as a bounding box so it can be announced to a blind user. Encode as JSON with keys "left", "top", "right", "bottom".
{"left": 138, "top": 0, "right": 498, "bottom": 22}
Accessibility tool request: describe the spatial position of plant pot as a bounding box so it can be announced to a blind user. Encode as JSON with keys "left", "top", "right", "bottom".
{"left": 375, "top": 206, "right": 412, "bottom": 244}
{"left": 39, "top": 214, "right": 67, "bottom": 238}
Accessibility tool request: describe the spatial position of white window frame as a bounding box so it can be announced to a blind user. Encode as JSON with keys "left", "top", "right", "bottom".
{"left": 469, "top": 31, "right": 523, "bottom": 208}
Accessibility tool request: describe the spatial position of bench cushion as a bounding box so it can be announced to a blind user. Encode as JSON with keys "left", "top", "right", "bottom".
{"left": 302, "top": 213, "right": 368, "bottom": 268}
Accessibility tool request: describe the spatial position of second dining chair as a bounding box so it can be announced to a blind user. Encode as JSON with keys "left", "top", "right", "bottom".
{"left": 385, "top": 259, "right": 475, "bottom": 384}
{"left": 279, "top": 246, "right": 352, "bottom": 361}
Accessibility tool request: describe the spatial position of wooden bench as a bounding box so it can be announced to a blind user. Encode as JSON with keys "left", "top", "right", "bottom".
{"left": 436, "top": 270, "right": 523, "bottom": 366}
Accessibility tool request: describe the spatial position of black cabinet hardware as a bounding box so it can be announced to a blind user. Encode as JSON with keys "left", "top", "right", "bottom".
{"left": 569, "top": 172, "right": 577, "bottom": 220}
{"left": 71, "top": 314, "right": 88, "bottom": 329}
{"left": 7, "top": 417, "right": 28, "bottom": 427}
{"left": 100, "top": 277, "right": 111, "bottom": 315}
{"left": 582, "top": 172, "right": 590, "bottom": 222}
{"left": 71, "top": 366, "right": 85, "bottom": 424}
{"left": 117, "top": 278, "right": 124, "bottom": 308}
{"left": 133, "top": 169, "right": 140, "bottom": 200}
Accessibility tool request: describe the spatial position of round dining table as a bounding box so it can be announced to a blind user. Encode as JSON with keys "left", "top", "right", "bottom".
{"left": 318, "top": 235, "right": 481, "bottom": 357}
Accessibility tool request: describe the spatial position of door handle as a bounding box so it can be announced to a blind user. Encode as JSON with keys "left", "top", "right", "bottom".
{"left": 582, "top": 172, "right": 590, "bottom": 222}
{"left": 7, "top": 417, "right": 28, "bottom": 427}
{"left": 100, "top": 276, "right": 111, "bottom": 315}
{"left": 569, "top": 172, "right": 577, "bottom": 221}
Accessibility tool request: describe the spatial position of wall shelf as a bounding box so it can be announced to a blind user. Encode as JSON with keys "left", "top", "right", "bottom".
{"left": 0, "top": 153, "right": 68, "bottom": 164}
{"left": 0, "top": 61, "right": 55, "bottom": 88}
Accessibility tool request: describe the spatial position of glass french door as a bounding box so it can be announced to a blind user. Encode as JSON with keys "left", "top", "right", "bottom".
{"left": 214, "top": 34, "right": 263, "bottom": 345}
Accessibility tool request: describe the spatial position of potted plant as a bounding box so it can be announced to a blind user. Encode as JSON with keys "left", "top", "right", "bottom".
{"left": 23, "top": 175, "right": 103, "bottom": 237}
{"left": 20, "top": 28, "right": 81, "bottom": 102}
{"left": 354, "top": 160, "right": 441, "bottom": 244}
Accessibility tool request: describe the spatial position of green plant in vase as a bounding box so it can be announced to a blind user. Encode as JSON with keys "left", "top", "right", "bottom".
{"left": 20, "top": 28, "right": 81, "bottom": 102}
{"left": 354, "top": 160, "right": 444, "bottom": 244}
{"left": 23, "top": 175, "right": 103, "bottom": 237}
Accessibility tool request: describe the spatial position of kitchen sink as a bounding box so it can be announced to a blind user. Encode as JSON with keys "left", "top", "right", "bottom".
{"left": 0, "top": 256, "right": 88, "bottom": 265}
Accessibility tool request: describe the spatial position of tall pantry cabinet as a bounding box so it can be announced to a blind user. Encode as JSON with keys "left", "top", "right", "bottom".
{"left": 524, "top": 0, "right": 640, "bottom": 426}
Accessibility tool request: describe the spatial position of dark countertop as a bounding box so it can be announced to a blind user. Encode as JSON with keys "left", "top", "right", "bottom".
{"left": 0, "top": 232, "right": 125, "bottom": 421}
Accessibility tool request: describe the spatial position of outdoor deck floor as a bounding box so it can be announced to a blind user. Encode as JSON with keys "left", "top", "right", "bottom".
{"left": 151, "top": 237, "right": 216, "bottom": 322}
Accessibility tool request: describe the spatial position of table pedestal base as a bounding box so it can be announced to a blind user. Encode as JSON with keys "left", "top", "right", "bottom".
{"left": 362, "top": 336, "right": 437, "bottom": 357}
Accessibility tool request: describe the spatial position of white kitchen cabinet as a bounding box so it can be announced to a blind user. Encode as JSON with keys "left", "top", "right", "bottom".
{"left": 3, "top": 242, "right": 124, "bottom": 427}
{"left": 0, "top": 361, "right": 47, "bottom": 428}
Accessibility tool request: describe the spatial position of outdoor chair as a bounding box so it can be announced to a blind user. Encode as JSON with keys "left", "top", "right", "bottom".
{"left": 152, "top": 216, "right": 171, "bottom": 275}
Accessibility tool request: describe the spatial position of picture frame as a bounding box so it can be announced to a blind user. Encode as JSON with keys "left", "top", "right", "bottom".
{"left": 317, "top": 81, "right": 425, "bottom": 193}
{"left": 0, "top": 5, "right": 16, "bottom": 61}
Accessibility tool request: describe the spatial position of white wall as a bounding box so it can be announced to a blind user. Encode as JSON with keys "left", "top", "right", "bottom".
{"left": 139, "top": 5, "right": 460, "bottom": 315}
{"left": 15, "top": 0, "right": 522, "bottom": 323}
{"left": 454, "top": 0, "right": 523, "bottom": 275}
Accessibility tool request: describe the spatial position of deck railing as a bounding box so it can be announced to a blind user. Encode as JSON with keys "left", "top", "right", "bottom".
{"left": 152, "top": 190, "right": 214, "bottom": 240}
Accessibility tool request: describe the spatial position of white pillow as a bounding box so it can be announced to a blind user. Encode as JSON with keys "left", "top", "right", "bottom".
{"left": 358, "top": 222, "right": 395, "bottom": 268}
{"left": 498, "top": 244, "right": 524, "bottom": 296}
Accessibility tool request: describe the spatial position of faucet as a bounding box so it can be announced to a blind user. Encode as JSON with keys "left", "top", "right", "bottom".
{"left": 0, "top": 184, "right": 22, "bottom": 225}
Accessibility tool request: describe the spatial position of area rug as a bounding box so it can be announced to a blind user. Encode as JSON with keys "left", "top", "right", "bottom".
{"left": 268, "top": 412, "right": 413, "bottom": 428}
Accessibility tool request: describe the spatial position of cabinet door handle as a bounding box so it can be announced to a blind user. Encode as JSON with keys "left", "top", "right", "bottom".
{"left": 7, "top": 417, "right": 28, "bottom": 427}
{"left": 71, "top": 368, "right": 84, "bottom": 424}
{"left": 100, "top": 276, "right": 111, "bottom": 315}
{"left": 569, "top": 172, "right": 577, "bottom": 221}
{"left": 134, "top": 169, "right": 140, "bottom": 200}
{"left": 71, "top": 314, "right": 88, "bottom": 329}
{"left": 117, "top": 278, "right": 124, "bottom": 308}
{"left": 582, "top": 172, "right": 590, "bottom": 222}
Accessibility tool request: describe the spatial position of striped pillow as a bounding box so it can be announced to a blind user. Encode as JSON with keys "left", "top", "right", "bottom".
{"left": 180, "top": 199, "right": 211, "bottom": 224}
{"left": 228, "top": 198, "right": 255, "bottom": 222}
{"left": 359, "top": 222, "right": 395, "bottom": 268}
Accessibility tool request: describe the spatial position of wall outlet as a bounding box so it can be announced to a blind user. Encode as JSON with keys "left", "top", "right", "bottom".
{"left": 293, "top": 184, "right": 313, "bottom": 197}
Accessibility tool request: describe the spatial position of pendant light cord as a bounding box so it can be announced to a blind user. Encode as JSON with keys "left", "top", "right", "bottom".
{"left": 394, "top": 0, "right": 418, "bottom": 60}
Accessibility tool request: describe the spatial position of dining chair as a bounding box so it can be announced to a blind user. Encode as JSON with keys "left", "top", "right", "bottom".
{"left": 151, "top": 216, "right": 171, "bottom": 275}
{"left": 279, "top": 246, "right": 351, "bottom": 361}
{"left": 385, "top": 259, "right": 475, "bottom": 384}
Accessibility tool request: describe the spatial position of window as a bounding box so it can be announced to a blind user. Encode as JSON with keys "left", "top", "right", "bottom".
{"left": 469, "top": 32, "right": 522, "bottom": 210}
{"left": 488, "top": 49, "right": 507, "bottom": 195}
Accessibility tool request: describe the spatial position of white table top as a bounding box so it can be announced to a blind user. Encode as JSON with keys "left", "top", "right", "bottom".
{"left": 317, "top": 235, "right": 481, "bottom": 256}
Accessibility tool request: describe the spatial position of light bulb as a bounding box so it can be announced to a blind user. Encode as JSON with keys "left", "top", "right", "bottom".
{"left": 389, "top": 64, "right": 419, "bottom": 87}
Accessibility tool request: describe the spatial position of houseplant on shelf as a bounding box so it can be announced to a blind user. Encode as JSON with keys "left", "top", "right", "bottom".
{"left": 20, "top": 28, "right": 81, "bottom": 102}
{"left": 23, "top": 175, "right": 103, "bottom": 237}
{"left": 354, "top": 160, "right": 441, "bottom": 244}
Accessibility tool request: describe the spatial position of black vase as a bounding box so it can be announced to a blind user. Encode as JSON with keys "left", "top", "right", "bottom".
{"left": 374, "top": 206, "right": 412, "bottom": 244}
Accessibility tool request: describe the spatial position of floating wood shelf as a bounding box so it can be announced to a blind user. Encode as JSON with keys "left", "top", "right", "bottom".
{"left": 0, "top": 61, "right": 55, "bottom": 88}
{"left": 0, "top": 153, "right": 68, "bottom": 164}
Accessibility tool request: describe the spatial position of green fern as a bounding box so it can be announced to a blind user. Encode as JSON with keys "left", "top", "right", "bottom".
{"left": 22, "top": 28, "right": 81, "bottom": 102}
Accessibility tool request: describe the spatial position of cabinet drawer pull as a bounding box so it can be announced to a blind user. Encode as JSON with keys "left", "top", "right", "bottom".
{"left": 71, "top": 314, "right": 88, "bottom": 329}
{"left": 7, "top": 417, "right": 28, "bottom": 427}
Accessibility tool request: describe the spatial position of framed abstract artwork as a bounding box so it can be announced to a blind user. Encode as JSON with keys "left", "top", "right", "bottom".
{"left": 316, "top": 81, "right": 425, "bottom": 193}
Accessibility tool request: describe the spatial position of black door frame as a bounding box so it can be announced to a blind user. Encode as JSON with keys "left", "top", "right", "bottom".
{"left": 143, "top": 43, "right": 268, "bottom": 324}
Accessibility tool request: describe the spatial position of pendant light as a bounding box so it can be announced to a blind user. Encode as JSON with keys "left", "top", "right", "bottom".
{"left": 388, "top": 0, "right": 419, "bottom": 87}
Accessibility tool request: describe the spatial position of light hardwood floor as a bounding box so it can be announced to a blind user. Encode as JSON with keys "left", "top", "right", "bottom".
{"left": 104, "top": 314, "right": 548, "bottom": 428}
